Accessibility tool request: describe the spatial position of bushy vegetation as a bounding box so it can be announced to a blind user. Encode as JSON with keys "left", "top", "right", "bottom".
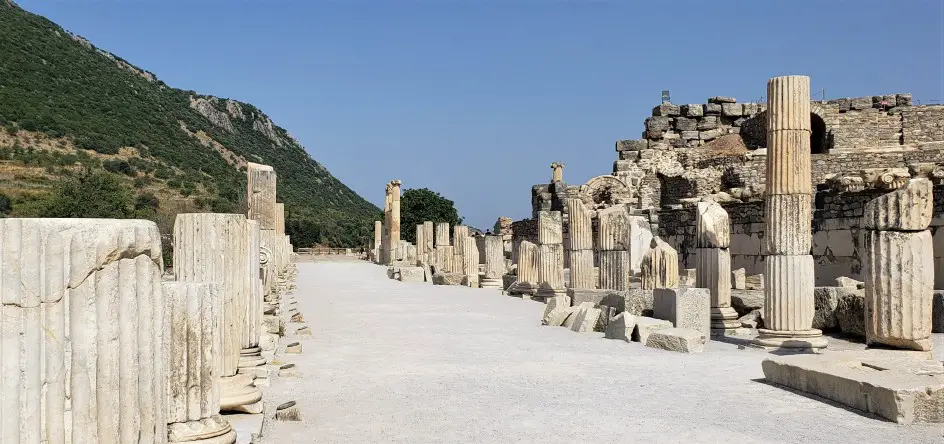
{"left": 0, "top": 2, "right": 378, "bottom": 246}
{"left": 399, "top": 188, "right": 463, "bottom": 244}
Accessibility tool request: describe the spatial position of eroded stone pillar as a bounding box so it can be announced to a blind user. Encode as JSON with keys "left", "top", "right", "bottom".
{"left": 565, "top": 198, "right": 595, "bottom": 290}
{"left": 462, "top": 237, "right": 479, "bottom": 287}
{"left": 415, "top": 224, "right": 425, "bottom": 264}
{"left": 389, "top": 180, "right": 402, "bottom": 262}
{"left": 373, "top": 220, "right": 382, "bottom": 263}
{"left": 275, "top": 202, "right": 285, "bottom": 236}
{"left": 536, "top": 211, "right": 566, "bottom": 299}
{"left": 382, "top": 183, "right": 391, "bottom": 264}
{"left": 240, "top": 220, "right": 266, "bottom": 379}
{"left": 753, "top": 75, "right": 826, "bottom": 350}
{"left": 550, "top": 162, "right": 564, "bottom": 182}
{"left": 696, "top": 201, "right": 740, "bottom": 334}
{"left": 482, "top": 235, "right": 504, "bottom": 289}
{"left": 163, "top": 282, "right": 236, "bottom": 444}
{"left": 422, "top": 221, "right": 434, "bottom": 261}
{"left": 863, "top": 179, "right": 934, "bottom": 351}
{"left": 597, "top": 205, "right": 631, "bottom": 290}
{"left": 247, "top": 162, "right": 277, "bottom": 230}
{"left": 641, "top": 237, "right": 678, "bottom": 290}
{"left": 435, "top": 222, "right": 450, "bottom": 247}
{"left": 0, "top": 219, "right": 166, "bottom": 443}
{"left": 174, "top": 214, "right": 262, "bottom": 413}
{"left": 509, "top": 240, "right": 538, "bottom": 295}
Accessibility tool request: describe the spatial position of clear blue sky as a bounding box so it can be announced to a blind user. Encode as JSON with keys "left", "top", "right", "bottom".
{"left": 17, "top": 0, "right": 944, "bottom": 230}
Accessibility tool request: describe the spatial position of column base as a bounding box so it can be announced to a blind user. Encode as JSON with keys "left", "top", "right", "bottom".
{"left": 220, "top": 374, "right": 263, "bottom": 414}
{"left": 534, "top": 287, "right": 567, "bottom": 301}
{"left": 480, "top": 278, "right": 503, "bottom": 289}
{"left": 710, "top": 307, "right": 742, "bottom": 332}
{"left": 750, "top": 328, "right": 828, "bottom": 351}
{"left": 168, "top": 415, "right": 237, "bottom": 444}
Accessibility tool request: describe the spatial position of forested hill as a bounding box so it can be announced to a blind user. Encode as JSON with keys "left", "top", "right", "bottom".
{"left": 0, "top": 0, "right": 379, "bottom": 247}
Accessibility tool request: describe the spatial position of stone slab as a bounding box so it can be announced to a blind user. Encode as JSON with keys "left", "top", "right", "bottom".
{"left": 547, "top": 305, "right": 578, "bottom": 327}
{"left": 645, "top": 328, "right": 707, "bottom": 353}
{"left": 562, "top": 302, "right": 595, "bottom": 329}
{"left": 604, "top": 312, "right": 637, "bottom": 342}
{"left": 631, "top": 316, "right": 672, "bottom": 343}
{"left": 762, "top": 351, "right": 944, "bottom": 424}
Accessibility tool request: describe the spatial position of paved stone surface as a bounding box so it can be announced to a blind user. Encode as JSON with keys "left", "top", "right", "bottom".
{"left": 260, "top": 260, "right": 943, "bottom": 443}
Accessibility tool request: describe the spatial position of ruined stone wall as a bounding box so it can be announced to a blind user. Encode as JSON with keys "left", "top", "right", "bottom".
{"left": 657, "top": 186, "right": 944, "bottom": 287}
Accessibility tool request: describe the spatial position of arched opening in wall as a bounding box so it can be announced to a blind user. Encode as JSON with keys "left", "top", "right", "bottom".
{"left": 810, "top": 113, "right": 828, "bottom": 154}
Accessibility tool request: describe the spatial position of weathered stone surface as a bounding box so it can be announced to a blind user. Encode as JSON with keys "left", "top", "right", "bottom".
{"left": 598, "top": 250, "right": 630, "bottom": 291}
{"left": 567, "top": 249, "right": 596, "bottom": 290}
{"left": 514, "top": 240, "right": 538, "bottom": 291}
{"left": 696, "top": 201, "right": 730, "bottom": 248}
{"left": 836, "top": 290, "right": 866, "bottom": 337}
{"left": 762, "top": 352, "right": 944, "bottom": 424}
{"left": 835, "top": 276, "right": 864, "bottom": 289}
{"left": 731, "top": 268, "right": 746, "bottom": 289}
{"left": 547, "top": 305, "right": 579, "bottom": 327}
{"left": 599, "top": 288, "right": 655, "bottom": 317}
{"left": 432, "top": 272, "right": 464, "bottom": 286}
{"left": 562, "top": 302, "right": 595, "bottom": 329}
{"left": 696, "top": 248, "right": 731, "bottom": 307}
{"left": 763, "top": 194, "right": 813, "bottom": 255}
{"left": 542, "top": 295, "right": 572, "bottom": 325}
{"left": 745, "top": 273, "right": 765, "bottom": 290}
{"left": 682, "top": 104, "right": 704, "bottom": 117}
{"left": 247, "top": 162, "right": 277, "bottom": 230}
{"left": 628, "top": 216, "right": 654, "bottom": 274}
{"left": 435, "top": 222, "right": 450, "bottom": 247}
{"left": 482, "top": 235, "right": 504, "bottom": 287}
{"left": 864, "top": 229, "right": 934, "bottom": 351}
{"left": 721, "top": 102, "right": 743, "bottom": 117}
{"left": 597, "top": 205, "right": 632, "bottom": 251}
{"left": 652, "top": 103, "right": 680, "bottom": 117}
{"left": 568, "top": 288, "right": 608, "bottom": 307}
{"left": 812, "top": 287, "right": 843, "bottom": 331}
{"left": 604, "top": 312, "right": 637, "bottom": 341}
{"left": 537, "top": 210, "right": 563, "bottom": 244}
{"left": 704, "top": 103, "right": 722, "bottom": 115}
{"left": 564, "top": 198, "right": 593, "bottom": 250}
{"left": 863, "top": 178, "right": 933, "bottom": 231}
{"left": 641, "top": 237, "right": 679, "bottom": 290}
{"left": 732, "top": 290, "right": 765, "bottom": 316}
{"left": 933, "top": 291, "right": 944, "bottom": 333}
{"left": 645, "top": 328, "right": 707, "bottom": 353}
{"left": 675, "top": 117, "right": 697, "bottom": 131}
{"left": 536, "top": 243, "right": 565, "bottom": 296}
{"left": 398, "top": 266, "right": 426, "bottom": 282}
{"left": 739, "top": 309, "right": 764, "bottom": 329}
{"left": 763, "top": 254, "right": 816, "bottom": 332}
{"left": 571, "top": 306, "right": 603, "bottom": 333}
{"left": 653, "top": 287, "right": 711, "bottom": 338}
{"left": 709, "top": 96, "right": 737, "bottom": 104}
{"left": 632, "top": 316, "right": 673, "bottom": 343}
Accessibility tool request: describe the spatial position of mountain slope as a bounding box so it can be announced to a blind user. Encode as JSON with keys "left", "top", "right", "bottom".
{"left": 0, "top": 1, "right": 379, "bottom": 246}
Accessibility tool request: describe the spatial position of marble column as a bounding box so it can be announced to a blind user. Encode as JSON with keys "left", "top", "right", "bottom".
{"left": 422, "top": 221, "right": 435, "bottom": 261}
{"left": 239, "top": 220, "right": 266, "bottom": 378}
{"left": 163, "top": 282, "right": 236, "bottom": 444}
{"left": 373, "top": 220, "right": 382, "bottom": 263}
{"left": 641, "top": 237, "right": 679, "bottom": 290}
{"left": 564, "top": 198, "right": 595, "bottom": 290}
{"left": 482, "top": 235, "right": 504, "bottom": 289}
{"left": 389, "top": 180, "right": 402, "bottom": 263}
{"left": 551, "top": 162, "right": 564, "bottom": 183}
{"left": 0, "top": 219, "right": 166, "bottom": 443}
{"left": 174, "top": 213, "right": 262, "bottom": 413}
{"left": 536, "top": 210, "right": 566, "bottom": 299}
{"left": 246, "top": 162, "right": 277, "bottom": 230}
{"left": 453, "top": 225, "right": 469, "bottom": 274}
{"left": 462, "top": 237, "right": 480, "bottom": 287}
{"left": 435, "top": 222, "right": 450, "bottom": 247}
{"left": 863, "top": 179, "right": 934, "bottom": 351}
{"left": 509, "top": 240, "right": 539, "bottom": 295}
{"left": 415, "top": 224, "right": 426, "bottom": 264}
{"left": 275, "top": 202, "right": 285, "bottom": 235}
{"left": 753, "top": 75, "right": 826, "bottom": 350}
{"left": 382, "top": 183, "right": 391, "bottom": 264}
{"left": 597, "top": 205, "right": 631, "bottom": 290}
{"left": 696, "top": 201, "right": 740, "bottom": 334}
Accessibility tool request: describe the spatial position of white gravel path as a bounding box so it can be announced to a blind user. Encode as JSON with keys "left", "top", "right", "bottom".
{"left": 260, "top": 260, "right": 944, "bottom": 443}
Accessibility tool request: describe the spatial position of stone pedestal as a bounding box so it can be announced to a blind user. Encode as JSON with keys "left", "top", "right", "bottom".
{"left": 164, "top": 282, "right": 236, "bottom": 444}
{"left": 752, "top": 75, "right": 826, "bottom": 350}
{"left": 174, "top": 213, "right": 263, "bottom": 413}
{"left": 0, "top": 219, "right": 166, "bottom": 443}
{"left": 482, "top": 235, "right": 504, "bottom": 289}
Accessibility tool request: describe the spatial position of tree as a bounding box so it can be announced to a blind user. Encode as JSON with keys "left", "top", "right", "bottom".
{"left": 39, "top": 170, "right": 134, "bottom": 218}
{"left": 399, "top": 188, "right": 462, "bottom": 244}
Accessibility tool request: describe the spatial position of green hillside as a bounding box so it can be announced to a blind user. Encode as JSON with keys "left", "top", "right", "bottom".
{"left": 0, "top": 0, "right": 379, "bottom": 247}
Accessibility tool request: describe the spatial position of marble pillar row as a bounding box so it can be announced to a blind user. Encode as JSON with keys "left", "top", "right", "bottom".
{"left": 695, "top": 201, "right": 740, "bottom": 334}
{"left": 597, "top": 205, "right": 632, "bottom": 291}
{"left": 482, "top": 235, "right": 504, "bottom": 289}
{"left": 0, "top": 219, "right": 166, "bottom": 444}
{"left": 535, "top": 210, "right": 566, "bottom": 299}
{"left": 564, "top": 198, "right": 595, "bottom": 290}
{"left": 389, "top": 180, "right": 402, "bottom": 263}
{"left": 863, "top": 178, "right": 934, "bottom": 351}
{"left": 163, "top": 282, "right": 236, "bottom": 444}
{"left": 641, "top": 237, "right": 679, "bottom": 290}
{"left": 174, "top": 214, "right": 262, "bottom": 414}
{"left": 753, "top": 75, "right": 826, "bottom": 350}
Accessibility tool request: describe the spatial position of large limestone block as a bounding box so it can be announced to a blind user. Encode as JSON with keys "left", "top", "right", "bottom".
{"left": 567, "top": 249, "right": 595, "bottom": 290}
{"left": 542, "top": 295, "right": 572, "bottom": 325}
{"left": 163, "top": 282, "right": 236, "bottom": 444}
{"left": 547, "top": 305, "right": 579, "bottom": 327}
{"left": 653, "top": 287, "right": 711, "bottom": 338}
{"left": 645, "top": 328, "right": 707, "bottom": 353}
{"left": 562, "top": 302, "right": 595, "bottom": 330}
{"left": 864, "top": 229, "right": 934, "bottom": 351}
{"left": 599, "top": 288, "right": 655, "bottom": 317}
{"left": 0, "top": 218, "right": 167, "bottom": 443}
{"left": 596, "top": 205, "right": 632, "bottom": 251}
{"left": 537, "top": 211, "right": 563, "bottom": 245}
{"left": 763, "top": 194, "right": 812, "bottom": 255}
{"left": 598, "top": 250, "right": 630, "bottom": 291}
{"left": 246, "top": 162, "right": 277, "bottom": 229}
{"left": 604, "top": 312, "right": 637, "bottom": 342}
{"left": 640, "top": 237, "right": 679, "bottom": 290}
{"left": 568, "top": 288, "right": 610, "bottom": 307}
{"left": 762, "top": 352, "right": 944, "bottom": 424}
{"left": 564, "top": 198, "right": 593, "bottom": 250}
{"left": 731, "top": 268, "right": 746, "bottom": 289}
{"left": 398, "top": 266, "right": 426, "bottom": 282}
{"left": 695, "top": 201, "right": 730, "bottom": 248}
{"left": 571, "top": 307, "right": 603, "bottom": 333}
{"left": 432, "top": 272, "right": 464, "bottom": 286}
{"left": 632, "top": 317, "right": 673, "bottom": 343}
{"left": 763, "top": 254, "right": 815, "bottom": 332}
{"left": 863, "top": 178, "right": 933, "bottom": 231}
{"left": 836, "top": 290, "right": 866, "bottom": 337}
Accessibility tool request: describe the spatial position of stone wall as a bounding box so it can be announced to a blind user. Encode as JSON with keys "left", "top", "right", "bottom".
{"left": 657, "top": 186, "right": 944, "bottom": 287}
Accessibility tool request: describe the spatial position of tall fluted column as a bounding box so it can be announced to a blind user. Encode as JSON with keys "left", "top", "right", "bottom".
{"left": 415, "top": 224, "right": 426, "bottom": 265}
{"left": 453, "top": 225, "right": 470, "bottom": 274}
{"left": 863, "top": 179, "right": 934, "bottom": 351}
{"left": 389, "top": 180, "right": 402, "bottom": 263}
{"left": 509, "top": 240, "right": 538, "bottom": 295}
{"left": 247, "top": 163, "right": 277, "bottom": 230}
{"left": 373, "top": 220, "right": 383, "bottom": 263}
{"left": 435, "top": 222, "right": 450, "bottom": 247}
{"left": 422, "top": 221, "right": 434, "bottom": 262}
{"left": 163, "top": 282, "right": 236, "bottom": 444}
{"left": 597, "top": 205, "right": 631, "bottom": 290}
{"left": 0, "top": 219, "right": 166, "bottom": 444}
{"left": 641, "top": 237, "right": 678, "bottom": 289}
{"left": 240, "top": 220, "right": 265, "bottom": 377}
{"left": 696, "top": 201, "right": 740, "bottom": 334}
{"left": 174, "top": 214, "right": 262, "bottom": 413}
{"left": 482, "top": 235, "right": 504, "bottom": 289}
{"left": 564, "top": 198, "right": 595, "bottom": 289}
{"left": 462, "top": 237, "right": 480, "bottom": 287}
{"left": 382, "top": 183, "right": 391, "bottom": 264}
{"left": 536, "top": 210, "right": 566, "bottom": 299}
{"left": 753, "top": 75, "right": 826, "bottom": 350}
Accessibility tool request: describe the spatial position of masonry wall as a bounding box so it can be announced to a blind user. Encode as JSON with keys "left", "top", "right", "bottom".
{"left": 657, "top": 186, "right": 944, "bottom": 287}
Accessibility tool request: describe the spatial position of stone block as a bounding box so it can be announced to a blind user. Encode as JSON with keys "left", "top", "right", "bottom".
{"left": 704, "top": 103, "right": 722, "bottom": 114}
{"left": 762, "top": 352, "right": 944, "bottom": 424}
{"left": 645, "top": 328, "right": 707, "bottom": 353}
{"left": 645, "top": 116, "right": 671, "bottom": 132}
{"left": 697, "top": 115, "right": 719, "bottom": 130}
{"left": 680, "top": 130, "right": 699, "bottom": 140}
{"left": 652, "top": 103, "right": 680, "bottom": 116}
{"left": 896, "top": 94, "right": 913, "bottom": 107}
{"left": 850, "top": 96, "right": 872, "bottom": 110}
{"left": 562, "top": 302, "right": 595, "bottom": 329}
{"left": 681, "top": 104, "right": 704, "bottom": 117}
{"left": 742, "top": 103, "right": 760, "bottom": 116}
{"left": 731, "top": 289, "right": 764, "bottom": 316}
{"left": 547, "top": 305, "right": 579, "bottom": 327}
{"left": 542, "top": 295, "right": 572, "bottom": 325}
{"left": 731, "top": 268, "right": 746, "bottom": 289}
{"left": 599, "top": 288, "right": 654, "bottom": 317}
{"left": 835, "top": 276, "right": 864, "bottom": 289}
{"left": 571, "top": 307, "right": 603, "bottom": 333}
{"left": 653, "top": 287, "right": 711, "bottom": 338}
{"left": 739, "top": 309, "right": 763, "bottom": 329}
{"left": 432, "top": 272, "right": 464, "bottom": 286}
{"left": 836, "top": 289, "right": 866, "bottom": 337}
{"left": 604, "top": 312, "right": 637, "bottom": 341}
{"left": 745, "top": 273, "right": 764, "bottom": 290}
{"left": 398, "top": 266, "right": 426, "bottom": 282}
{"left": 674, "top": 117, "right": 697, "bottom": 131}
{"left": 615, "top": 139, "right": 647, "bottom": 152}
{"left": 721, "top": 103, "right": 743, "bottom": 116}
{"left": 863, "top": 179, "right": 933, "bottom": 231}
{"left": 567, "top": 288, "right": 608, "bottom": 307}
{"left": 812, "top": 286, "right": 862, "bottom": 331}
{"left": 631, "top": 316, "right": 673, "bottom": 343}
{"left": 709, "top": 96, "right": 737, "bottom": 104}
{"left": 699, "top": 128, "right": 723, "bottom": 141}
